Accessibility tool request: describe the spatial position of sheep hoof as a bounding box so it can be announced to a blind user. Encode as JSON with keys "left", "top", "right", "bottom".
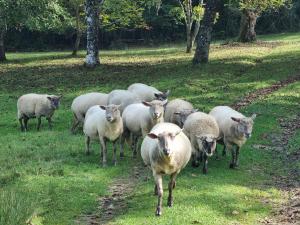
{"left": 155, "top": 208, "right": 162, "bottom": 216}
{"left": 192, "top": 161, "right": 199, "bottom": 168}
{"left": 167, "top": 199, "right": 173, "bottom": 207}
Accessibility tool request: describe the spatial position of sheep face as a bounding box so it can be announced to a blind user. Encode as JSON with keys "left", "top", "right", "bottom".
{"left": 148, "top": 130, "right": 181, "bottom": 156}
{"left": 47, "top": 96, "right": 62, "bottom": 109}
{"left": 100, "top": 104, "right": 121, "bottom": 123}
{"left": 142, "top": 100, "right": 167, "bottom": 120}
{"left": 231, "top": 114, "right": 256, "bottom": 139}
{"left": 154, "top": 90, "right": 170, "bottom": 101}
{"left": 196, "top": 135, "right": 217, "bottom": 157}
{"left": 174, "top": 109, "right": 198, "bottom": 127}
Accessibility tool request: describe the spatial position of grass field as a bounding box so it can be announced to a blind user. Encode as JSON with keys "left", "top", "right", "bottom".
{"left": 0, "top": 32, "right": 299, "bottom": 225}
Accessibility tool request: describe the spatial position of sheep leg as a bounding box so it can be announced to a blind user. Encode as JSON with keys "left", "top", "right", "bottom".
{"left": 85, "top": 136, "right": 90, "bottom": 155}
{"left": 24, "top": 117, "right": 29, "bottom": 131}
{"left": 154, "top": 184, "right": 158, "bottom": 196}
{"left": 71, "top": 114, "right": 80, "bottom": 134}
{"left": 154, "top": 174, "right": 163, "bottom": 216}
{"left": 235, "top": 146, "right": 240, "bottom": 167}
{"left": 222, "top": 145, "right": 227, "bottom": 156}
{"left": 112, "top": 138, "right": 118, "bottom": 166}
{"left": 37, "top": 117, "right": 42, "bottom": 131}
{"left": 229, "top": 146, "right": 236, "bottom": 169}
{"left": 119, "top": 131, "right": 127, "bottom": 158}
{"left": 99, "top": 136, "right": 107, "bottom": 167}
{"left": 131, "top": 133, "right": 137, "bottom": 157}
{"left": 46, "top": 117, "right": 52, "bottom": 129}
{"left": 191, "top": 153, "right": 199, "bottom": 167}
{"left": 202, "top": 153, "right": 208, "bottom": 174}
{"left": 19, "top": 118, "right": 25, "bottom": 132}
{"left": 133, "top": 135, "right": 139, "bottom": 157}
{"left": 167, "top": 173, "right": 177, "bottom": 207}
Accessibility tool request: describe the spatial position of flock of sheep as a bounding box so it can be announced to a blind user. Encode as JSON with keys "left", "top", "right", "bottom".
{"left": 16, "top": 83, "right": 256, "bottom": 216}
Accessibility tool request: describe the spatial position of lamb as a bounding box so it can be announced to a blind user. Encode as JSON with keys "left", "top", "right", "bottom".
{"left": 70, "top": 92, "right": 108, "bottom": 133}
{"left": 17, "top": 93, "right": 62, "bottom": 131}
{"left": 128, "top": 83, "right": 170, "bottom": 102}
{"left": 141, "top": 122, "right": 192, "bottom": 216}
{"left": 164, "top": 99, "right": 197, "bottom": 128}
{"left": 121, "top": 99, "right": 167, "bottom": 157}
{"left": 209, "top": 106, "right": 256, "bottom": 169}
{"left": 183, "top": 112, "right": 219, "bottom": 174}
{"left": 107, "top": 89, "right": 140, "bottom": 114}
{"left": 83, "top": 104, "right": 123, "bottom": 167}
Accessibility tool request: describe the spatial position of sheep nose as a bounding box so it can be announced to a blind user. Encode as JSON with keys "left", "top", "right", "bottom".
{"left": 164, "top": 149, "right": 171, "bottom": 156}
{"left": 245, "top": 133, "right": 251, "bottom": 138}
{"left": 106, "top": 116, "right": 113, "bottom": 122}
{"left": 154, "top": 112, "right": 160, "bottom": 118}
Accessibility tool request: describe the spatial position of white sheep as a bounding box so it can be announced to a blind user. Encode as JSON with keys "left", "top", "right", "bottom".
{"left": 128, "top": 83, "right": 170, "bottom": 102}
{"left": 209, "top": 106, "right": 256, "bottom": 168}
{"left": 70, "top": 92, "right": 108, "bottom": 133}
{"left": 17, "top": 93, "right": 62, "bottom": 131}
{"left": 121, "top": 99, "right": 167, "bottom": 157}
{"left": 141, "top": 122, "right": 192, "bottom": 216}
{"left": 83, "top": 104, "right": 123, "bottom": 167}
{"left": 183, "top": 112, "right": 219, "bottom": 174}
{"left": 164, "top": 99, "right": 197, "bottom": 127}
{"left": 107, "top": 89, "right": 140, "bottom": 114}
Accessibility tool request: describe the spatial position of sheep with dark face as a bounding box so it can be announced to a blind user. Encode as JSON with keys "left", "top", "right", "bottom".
{"left": 164, "top": 99, "right": 197, "bottom": 128}
{"left": 183, "top": 112, "right": 219, "bottom": 174}
{"left": 121, "top": 99, "right": 167, "bottom": 157}
{"left": 83, "top": 104, "right": 123, "bottom": 167}
{"left": 128, "top": 83, "right": 170, "bottom": 102}
{"left": 209, "top": 106, "right": 256, "bottom": 169}
{"left": 141, "top": 122, "right": 192, "bottom": 216}
{"left": 17, "top": 93, "right": 62, "bottom": 131}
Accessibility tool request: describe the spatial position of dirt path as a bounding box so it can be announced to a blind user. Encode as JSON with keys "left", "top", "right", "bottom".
{"left": 78, "top": 75, "right": 300, "bottom": 225}
{"left": 76, "top": 163, "right": 146, "bottom": 225}
{"left": 232, "top": 76, "right": 300, "bottom": 110}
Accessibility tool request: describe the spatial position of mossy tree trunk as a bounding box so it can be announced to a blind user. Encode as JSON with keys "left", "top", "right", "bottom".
{"left": 0, "top": 24, "right": 6, "bottom": 62}
{"left": 238, "top": 9, "right": 258, "bottom": 42}
{"left": 72, "top": 5, "right": 82, "bottom": 56}
{"left": 193, "top": 0, "right": 218, "bottom": 64}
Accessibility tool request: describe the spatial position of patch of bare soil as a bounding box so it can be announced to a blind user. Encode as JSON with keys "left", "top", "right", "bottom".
{"left": 255, "top": 115, "right": 300, "bottom": 225}
{"left": 76, "top": 164, "right": 145, "bottom": 225}
{"left": 232, "top": 76, "right": 300, "bottom": 110}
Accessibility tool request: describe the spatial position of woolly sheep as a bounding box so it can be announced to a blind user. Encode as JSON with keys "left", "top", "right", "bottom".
{"left": 164, "top": 99, "right": 197, "bottom": 128}
{"left": 141, "top": 122, "right": 192, "bottom": 216}
{"left": 183, "top": 112, "right": 219, "bottom": 174}
{"left": 121, "top": 99, "right": 167, "bottom": 157}
{"left": 128, "top": 83, "right": 170, "bottom": 102}
{"left": 107, "top": 89, "right": 140, "bottom": 114}
{"left": 70, "top": 92, "right": 108, "bottom": 133}
{"left": 83, "top": 104, "right": 123, "bottom": 167}
{"left": 209, "top": 106, "right": 256, "bottom": 169}
{"left": 17, "top": 93, "right": 62, "bottom": 131}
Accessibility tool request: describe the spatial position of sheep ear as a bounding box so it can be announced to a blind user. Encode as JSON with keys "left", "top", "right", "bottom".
{"left": 231, "top": 117, "right": 241, "bottom": 123}
{"left": 142, "top": 101, "right": 152, "bottom": 107}
{"left": 47, "top": 96, "right": 52, "bottom": 101}
{"left": 58, "top": 95, "right": 63, "bottom": 100}
{"left": 164, "top": 90, "right": 170, "bottom": 96}
{"left": 193, "top": 109, "right": 198, "bottom": 113}
{"left": 148, "top": 133, "right": 158, "bottom": 139}
{"left": 162, "top": 99, "right": 168, "bottom": 106}
{"left": 174, "top": 129, "right": 182, "bottom": 136}
{"left": 250, "top": 114, "right": 256, "bottom": 120}
{"left": 100, "top": 105, "right": 106, "bottom": 110}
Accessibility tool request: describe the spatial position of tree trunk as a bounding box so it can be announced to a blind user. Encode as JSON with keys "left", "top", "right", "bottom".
{"left": 189, "top": 19, "right": 201, "bottom": 53}
{"left": 238, "top": 9, "right": 257, "bottom": 42}
{"left": 193, "top": 0, "right": 218, "bottom": 64}
{"left": 72, "top": 6, "right": 82, "bottom": 56}
{"left": 186, "top": 24, "right": 192, "bottom": 53}
{"left": 0, "top": 26, "right": 6, "bottom": 62}
{"left": 85, "top": 0, "right": 100, "bottom": 67}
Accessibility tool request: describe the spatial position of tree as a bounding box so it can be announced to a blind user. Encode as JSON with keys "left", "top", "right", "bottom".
{"left": 85, "top": 0, "right": 101, "bottom": 67}
{"left": 193, "top": 0, "right": 220, "bottom": 64}
{"left": 0, "top": 0, "right": 71, "bottom": 61}
{"left": 176, "top": 0, "right": 205, "bottom": 53}
{"left": 236, "top": 0, "right": 286, "bottom": 42}
{"left": 63, "top": 0, "right": 85, "bottom": 55}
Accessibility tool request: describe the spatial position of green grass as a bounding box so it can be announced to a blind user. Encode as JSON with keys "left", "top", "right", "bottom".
{"left": 0, "top": 32, "right": 299, "bottom": 225}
